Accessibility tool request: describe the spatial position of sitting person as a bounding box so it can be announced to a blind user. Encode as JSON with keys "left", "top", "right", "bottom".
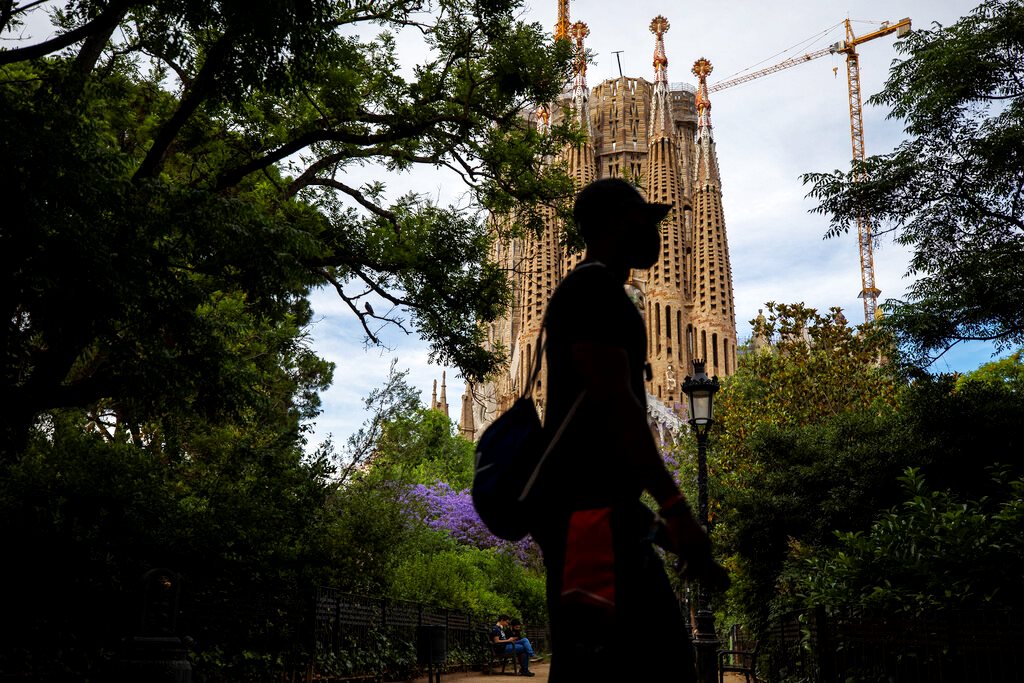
{"left": 491, "top": 615, "right": 536, "bottom": 677}
{"left": 510, "top": 619, "right": 541, "bottom": 662}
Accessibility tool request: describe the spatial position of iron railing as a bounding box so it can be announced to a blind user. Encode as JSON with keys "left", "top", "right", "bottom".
{"left": 762, "top": 608, "right": 1023, "bottom": 683}
{"left": 311, "top": 587, "right": 548, "bottom": 681}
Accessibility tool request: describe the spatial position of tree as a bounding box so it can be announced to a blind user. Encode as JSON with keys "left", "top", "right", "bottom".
{"left": 803, "top": 0, "right": 1024, "bottom": 366}
{"left": 0, "top": 0, "right": 575, "bottom": 452}
{"left": 800, "top": 467, "right": 1024, "bottom": 616}
{"left": 676, "top": 303, "right": 903, "bottom": 630}
{"left": 689, "top": 308, "right": 1024, "bottom": 633}
{"left": 0, "top": 406, "right": 346, "bottom": 679}
{"left": 331, "top": 365, "right": 544, "bottom": 614}
{"left": 955, "top": 347, "right": 1024, "bottom": 391}
{"left": 1, "top": 2, "right": 575, "bottom": 674}
{"left": 709, "top": 302, "right": 899, "bottom": 472}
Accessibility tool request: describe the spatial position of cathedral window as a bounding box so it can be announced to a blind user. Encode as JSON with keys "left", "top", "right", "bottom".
{"left": 525, "top": 342, "right": 532, "bottom": 387}
{"left": 655, "top": 304, "right": 662, "bottom": 355}
{"left": 647, "top": 305, "right": 653, "bottom": 354}
{"left": 677, "top": 312, "right": 683, "bottom": 361}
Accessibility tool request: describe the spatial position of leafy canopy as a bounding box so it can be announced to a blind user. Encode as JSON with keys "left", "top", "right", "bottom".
{"left": 800, "top": 467, "right": 1024, "bottom": 616}
{"left": 696, "top": 308, "right": 1024, "bottom": 633}
{"left": 685, "top": 303, "right": 901, "bottom": 629}
{"left": 803, "top": 0, "right": 1024, "bottom": 366}
{"left": 0, "top": 0, "right": 575, "bottom": 452}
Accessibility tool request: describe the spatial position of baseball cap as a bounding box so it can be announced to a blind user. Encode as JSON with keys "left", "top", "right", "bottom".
{"left": 573, "top": 178, "right": 672, "bottom": 235}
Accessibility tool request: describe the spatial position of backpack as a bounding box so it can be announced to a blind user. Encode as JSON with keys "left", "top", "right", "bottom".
{"left": 472, "top": 331, "right": 585, "bottom": 542}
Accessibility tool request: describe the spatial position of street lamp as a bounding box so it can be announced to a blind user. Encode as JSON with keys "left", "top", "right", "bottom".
{"left": 681, "top": 358, "right": 720, "bottom": 683}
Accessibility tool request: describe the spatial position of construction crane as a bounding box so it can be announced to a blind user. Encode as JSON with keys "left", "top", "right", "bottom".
{"left": 710, "top": 18, "right": 912, "bottom": 323}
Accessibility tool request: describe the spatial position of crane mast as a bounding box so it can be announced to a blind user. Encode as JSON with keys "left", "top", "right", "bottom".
{"left": 710, "top": 17, "right": 911, "bottom": 323}
{"left": 554, "top": 0, "right": 570, "bottom": 40}
{"left": 834, "top": 18, "right": 910, "bottom": 322}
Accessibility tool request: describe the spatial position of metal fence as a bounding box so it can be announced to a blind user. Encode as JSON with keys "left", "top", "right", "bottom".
{"left": 762, "top": 608, "right": 1024, "bottom": 683}
{"left": 180, "top": 587, "right": 547, "bottom": 682}
{"left": 311, "top": 587, "right": 548, "bottom": 681}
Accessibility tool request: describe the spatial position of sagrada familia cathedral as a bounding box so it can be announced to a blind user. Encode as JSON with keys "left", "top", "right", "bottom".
{"left": 447, "top": 10, "right": 738, "bottom": 443}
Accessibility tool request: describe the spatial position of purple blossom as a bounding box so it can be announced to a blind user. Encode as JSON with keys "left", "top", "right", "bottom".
{"left": 661, "top": 449, "right": 679, "bottom": 470}
{"left": 405, "top": 481, "right": 542, "bottom": 569}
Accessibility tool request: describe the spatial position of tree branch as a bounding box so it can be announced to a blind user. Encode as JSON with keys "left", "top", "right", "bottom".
{"left": 0, "top": 0, "right": 135, "bottom": 65}
{"left": 134, "top": 33, "right": 232, "bottom": 180}
{"left": 213, "top": 115, "right": 459, "bottom": 191}
{"left": 304, "top": 178, "right": 397, "bottom": 224}
{"left": 319, "top": 269, "right": 383, "bottom": 345}
{"left": 70, "top": 0, "right": 133, "bottom": 85}
{"left": 962, "top": 188, "right": 1024, "bottom": 232}
{"left": 140, "top": 46, "right": 191, "bottom": 88}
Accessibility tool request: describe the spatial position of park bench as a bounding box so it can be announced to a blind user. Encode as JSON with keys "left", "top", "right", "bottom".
{"left": 483, "top": 632, "right": 520, "bottom": 675}
{"left": 718, "top": 637, "right": 759, "bottom": 683}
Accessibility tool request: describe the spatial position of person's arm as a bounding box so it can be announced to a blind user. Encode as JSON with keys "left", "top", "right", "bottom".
{"left": 569, "top": 341, "right": 711, "bottom": 554}
{"left": 492, "top": 630, "right": 514, "bottom": 644}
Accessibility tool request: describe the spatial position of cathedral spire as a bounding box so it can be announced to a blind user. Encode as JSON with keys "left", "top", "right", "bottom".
{"left": 690, "top": 56, "right": 736, "bottom": 377}
{"left": 643, "top": 14, "right": 689, "bottom": 404}
{"left": 693, "top": 57, "right": 714, "bottom": 134}
{"left": 439, "top": 371, "right": 449, "bottom": 418}
{"left": 570, "top": 21, "right": 592, "bottom": 137}
{"left": 692, "top": 57, "right": 721, "bottom": 188}
{"left": 459, "top": 387, "right": 475, "bottom": 440}
{"left": 648, "top": 15, "right": 673, "bottom": 141}
{"left": 561, "top": 18, "right": 597, "bottom": 274}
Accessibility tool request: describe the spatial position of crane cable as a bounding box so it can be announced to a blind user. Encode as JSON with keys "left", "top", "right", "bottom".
{"left": 714, "top": 21, "right": 845, "bottom": 84}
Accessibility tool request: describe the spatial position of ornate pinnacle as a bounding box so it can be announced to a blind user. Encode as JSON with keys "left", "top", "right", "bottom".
{"left": 570, "top": 21, "right": 589, "bottom": 77}
{"left": 693, "top": 57, "right": 714, "bottom": 129}
{"left": 692, "top": 57, "right": 713, "bottom": 81}
{"left": 536, "top": 105, "right": 551, "bottom": 131}
{"left": 570, "top": 20, "right": 590, "bottom": 42}
{"left": 650, "top": 15, "right": 670, "bottom": 81}
{"left": 649, "top": 15, "right": 670, "bottom": 36}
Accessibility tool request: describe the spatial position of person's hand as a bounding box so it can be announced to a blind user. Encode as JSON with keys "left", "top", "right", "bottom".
{"left": 661, "top": 509, "right": 730, "bottom": 592}
{"left": 678, "top": 552, "right": 731, "bottom": 592}
{"left": 661, "top": 507, "right": 710, "bottom": 557}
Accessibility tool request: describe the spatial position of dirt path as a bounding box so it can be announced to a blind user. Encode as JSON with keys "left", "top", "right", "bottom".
{"left": 415, "top": 662, "right": 751, "bottom": 682}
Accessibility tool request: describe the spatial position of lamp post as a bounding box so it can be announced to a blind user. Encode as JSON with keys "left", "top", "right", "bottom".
{"left": 681, "top": 359, "right": 720, "bottom": 683}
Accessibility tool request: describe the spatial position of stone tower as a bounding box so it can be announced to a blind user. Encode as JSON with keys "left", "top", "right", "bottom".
{"left": 464, "top": 16, "right": 738, "bottom": 441}
{"left": 690, "top": 58, "right": 738, "bottom": 377}
{"left": 562, "top": 20, "right": 598, "bottom": 275}
{"left": 430, "top": 372, "right": 450, "bottom": 418}
{"left": 642, "top": 16, "right": 691, "bottom": 408}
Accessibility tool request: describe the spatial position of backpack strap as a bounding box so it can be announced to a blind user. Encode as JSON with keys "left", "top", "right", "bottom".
{"left": 518, "top": 261, "right": 607, "bottom": 501}
{"left": 522, "top": 329, "right": 546, "bottom": 401}
{"left": 523, "top": 261, "right": 604, "bottom": 401}
{"left": 518, "top": 389, "right": 586, "bottom": 502}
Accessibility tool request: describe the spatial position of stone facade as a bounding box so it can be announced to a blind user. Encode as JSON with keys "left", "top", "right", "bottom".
{"left": 461, "top": 20, "right": 737, "bottom": 441}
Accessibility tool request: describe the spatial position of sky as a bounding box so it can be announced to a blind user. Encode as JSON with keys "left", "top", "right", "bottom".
{"left": 8, "top": 1, "right": 995, "bottom": 450}
{"left": 307, "top": 0, "right": 1001, "bottom": 451}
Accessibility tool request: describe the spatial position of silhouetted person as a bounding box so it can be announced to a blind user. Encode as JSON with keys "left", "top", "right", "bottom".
{"left": 530, "top": 178, "right": 727, "bottom": 682}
